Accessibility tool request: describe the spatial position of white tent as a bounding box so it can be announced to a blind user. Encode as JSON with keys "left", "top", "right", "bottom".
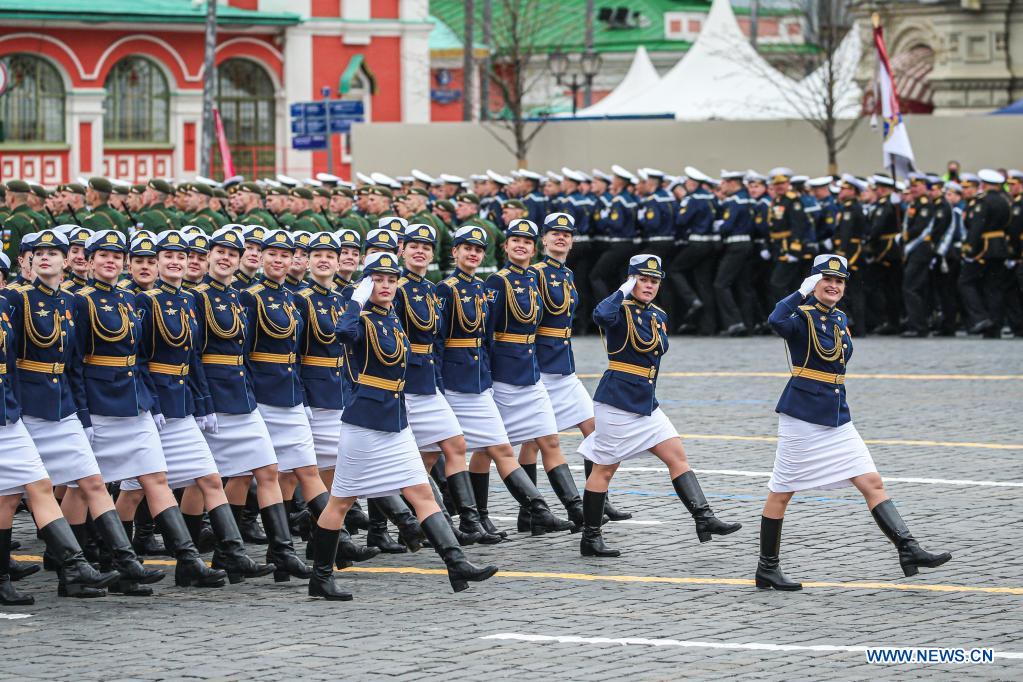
{"left": 602, "top": 0, "right": 798, "bottom": 119}
{"left": 575, "top": 46, "right": 661, "bottom": 117}
{"left": 789, "top": 23, "right": 864, "bottom": 120}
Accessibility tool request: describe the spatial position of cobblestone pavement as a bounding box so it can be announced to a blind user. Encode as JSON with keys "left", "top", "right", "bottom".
{"left": 3, "top": 336, "right": 1021, "bottom": 681}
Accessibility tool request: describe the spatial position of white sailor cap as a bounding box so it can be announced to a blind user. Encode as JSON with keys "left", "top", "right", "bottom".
{"left": 355, "top": 172, "right": 374, "bottom": 185}
{"left": 591, "top": 169, "right": 612, "bottom": 182}
{"left": 807, "top": 176, "right": 833, "bottom": 188}
{"left": 561, "top": 167, "right": 588, "bottom": 183}
{"left": 719, "top": 169, "right": 745, "bottom": 181}
{"left": 411, "top": 169, "right": 436, "bottom": 184}
{"left": 275, "top": 174, "right": 299, "bottom": 187}
{"left": 839, "top": 174, "right": 866, "bottom": 192}
{"left": 440, "top": 173, "right": 466, "bottom": 184}
{"left": 486, "top": 169, "right": 511, "bottom": 185}
{"left": 371, "top": 172, "right": 401, "bottom": 189}
{"left": 642, "top": 168, "right": 665, "bottom": 179}
{"left": 517, "top": 169, "right": 544, "bottom": 182}
{"left": 469, "top": 173, "right": 487, "bottom": 182}
{"left": 745, "top": 170, "right": 768, "bottom": 184}
{"left": 396, "top": 176, "right": 414, "bottom": 184}
{"left": 316, "top": 172, "right": 342, "bottom": 184}
{"left": 870, "top": 174, "right": 896, "bottom": 188}
{"left": 0, "top": 252, "right": 10, "bottom": 271}
{"left": 958, "top": 173, "right": 980, "bottom": 186}
{"left": 610, "top": 164, "right": 637, "bottom": 183}
{"left": 303, "top": 177, "right": 323, "bottom": 187}
{"left": 546, "top": 171, "right": 563, "bottom": 183}
{"left": 1007, "top": 169, "right": 1023, "bottom": 182}
{"left": 683, "top": 166, "right": 713, "bottom": 184}
{"left": 978, "top": 168, "right": 1006, "bottom": 185}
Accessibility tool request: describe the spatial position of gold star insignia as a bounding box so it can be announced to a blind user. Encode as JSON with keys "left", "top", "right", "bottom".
{"left": 165, "top": 307, "right": 176, "bottom": 315}
{"left": 514, "top": 286, "right": 525, "bottom": 294}
{"left": 317, "top": 307, "right": 328, "bottom": 315}
{"left": 216, "top": 304, "right": 228, "bottom": 312}
{"left": 413, "top": 295, "right": 424, "bottom": 302}
{"left": 269, "top": 303, "right": 281, "bottom": 310}
{"left": 34, "top": 309, "right": 49, "bottom": 317}
{"left": 461, "top": 295, "right": 471, "bottom": 303}
{"left": 101, "top": 305, "right": 114, "bottom": 312}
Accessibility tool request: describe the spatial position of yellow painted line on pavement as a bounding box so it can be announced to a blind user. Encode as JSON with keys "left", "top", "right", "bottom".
{"left": 576, "top": 371, "right": 1023, "bottom": 381}
{"left": 13, "top": 556, "right": 1020, "bottom": 595}
{"left": 556, "top": 431, "right": 1023, "bottom": 451}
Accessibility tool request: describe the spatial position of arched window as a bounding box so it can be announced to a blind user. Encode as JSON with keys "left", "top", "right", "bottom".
{"left": 215, "top": 58, "right": 276, "bottom": 178}
{"left": 0, "top": 54, "right": 66, "bottom": 143}
{"left": 103, "top": 57, "right": 170, "bottom": 142}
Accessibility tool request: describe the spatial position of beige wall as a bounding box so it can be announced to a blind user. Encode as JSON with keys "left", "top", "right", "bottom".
{"left": 351, "top": 116, "right": 1023, "bottom": 177}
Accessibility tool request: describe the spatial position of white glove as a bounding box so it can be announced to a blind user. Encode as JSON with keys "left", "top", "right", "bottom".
{"left": 759, "top": 249, "right": 771, "bottom": 261}
{"left": 617, "top": 276, "right": 637, "bottom": 296}
{"left": 1006, "top": 260, "right": 1018, "bottom": 269}
{"left": 205, "top": 413, "right": 219, "bottom": 434}
{"left": 823, "top": 238, "right": 834, "bottom": 250}
{"left": 195, "top": 415, "right": 207, "bottom": 431}
{"left": 85, "top": 427, "right": 95, "bottom": 444}
{"left": 153, "top": 413, "right": 166, "bottom": 431}
{"left": 798, "top": 273, "right": 823, "bottom": 297}
{"left": 351, "top": 277, "right": 374, "bottom": 307}
{"left": 304, "top": 405, "right": 314, "bottom": 422}
{"left": 784, "top": 254, "right": 799, "bottom": 263}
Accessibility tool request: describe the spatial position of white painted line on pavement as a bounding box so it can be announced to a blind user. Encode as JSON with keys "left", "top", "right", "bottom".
{"left": 488, "top": 515, "right": 662, "bottom": 525}
{"left": 564, "top": 465, "right": 1023, "bottom": 489}
{"left": 480, "top": 633, "right": 1023, "bottom": 660}
{"left": 0, "top": 613, "right": 33, "bottom": 620}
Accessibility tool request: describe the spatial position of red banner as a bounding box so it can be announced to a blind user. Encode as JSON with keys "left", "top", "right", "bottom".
{"left": 213, "top": 107, "right": 235, "bottom": 178}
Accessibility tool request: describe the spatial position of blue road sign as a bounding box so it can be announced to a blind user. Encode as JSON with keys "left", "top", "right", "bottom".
{"left": 329, "top": 119, "right": 354, "bottom": 134}
{"left": 328, "top": 100, "right": 365, "bottom": 117}
{"left": 303, "top": 102, "right": 326, "bottom": 118}
{"left": 292, "top": 134, "right": 327, "bottom": 151}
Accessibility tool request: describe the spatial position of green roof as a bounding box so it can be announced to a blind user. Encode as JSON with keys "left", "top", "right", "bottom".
{"left": 429, "top": 0, "right": 801, "bottom": 54}
{"left": 0, "top": 0, "right": 300, "bottom": 26}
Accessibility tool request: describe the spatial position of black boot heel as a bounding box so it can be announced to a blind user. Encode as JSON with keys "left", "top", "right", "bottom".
{"left": 672, "top": 471, "right": 742, "bottom": 542}
{"left": 870, "top": 500, "right": 952, "bottom": 578}
{"left": 755, "top": 517, "right": 802, "bottom": 591}
{"left": 421, "top": 513, "right": 498, "bottom": 594}
{"left": 308, "top": 526, "right": 353, "bottom": 601}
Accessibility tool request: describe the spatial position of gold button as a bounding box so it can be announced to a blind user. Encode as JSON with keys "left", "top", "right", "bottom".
{"left": 52, "top": 378, "right": 59, "bottom": 383}
{"left": 178, "top": 379, "right": 184, "bottom": 384}
{"left": 335, "top": 371, "right": 340, "bottom": 376}
{"left": 400, "top": 363, "right": 406, "bottom": 367}
{"left": 473, "top": 355, "right": 478, "bottom": 360}
{"left": 842, "top": 343, "right": 847, "bottom": 348}
{"left": 563, "top": 340, "right": 569, "bottom": 345}
{"left": 127, "top": 371, "right": 133, "bottom": 377}
{"left": 527, "top": 349, "right": 532, "bottom": 354}
{"left": 429, "top": 359, "right": 434, "bottom": 364}
{"left": 834, "top": 388, "right": 840, "bottom": 393}
{"left": 647, "top": 379, "right": 653, "bottom": 384}
{"left": 653, "top": 351, "right": 658, "bottom": 356}
{"left": 287, "top": 367, "right": 292, "bottom": 372}
{"left": 239, "top": 371, "right": 244, "bottom": 376}
{"left": 393, "top": 393, "right": 399, "bottom": 398}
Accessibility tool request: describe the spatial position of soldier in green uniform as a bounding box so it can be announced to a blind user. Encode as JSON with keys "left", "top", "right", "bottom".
{"left": 230, "top": 182, "right": 274, "bottom": 228}
{"left": 82, "top": 177, "right": 132, "bottom": 238}
{"left": 328, "top": 187, "right": 368, "bottom": 237}
{"left": 398, "top": 187, "right": 451, "bottom": 281}
{"left": 454, "top": 192, "right": 503, "bottom": 276}
{"left": 182, "top": 182, "right": 225, "bottom": 234}
{"left": 136, "top": 179, "right": 180, "bottom": 232}
{"left": 64, "top": 183, "right": 89, "bottom": 226}
{"left": 27, "top": 184, "right": 54, "bottom": 228}
{"left": 289, "top": 187, "right": 325, "bottom": 232}
{"left": 266, "top": 186, "right": 295, "bottom": 227}
{"left": 51, "top": 184, "right": 80, "bottom": 226}
{"left": 0, "top": 184, "right": 9, "bottom": 224}
{"left": 211, "top": 187, "right": 232, "bottom": 224}
{"left": 310, "top": 186, "right": 335, "bottom": 232}
{"left": 360, "top": 185, "right": 394, "bottom": 226}
{"left": 2, "top": 180, "right": 41, "bottom": 260}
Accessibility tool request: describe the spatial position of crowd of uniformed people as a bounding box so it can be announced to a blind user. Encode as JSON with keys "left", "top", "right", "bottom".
{"left": 0, "top": 162, "right": 980, "bottom": 604}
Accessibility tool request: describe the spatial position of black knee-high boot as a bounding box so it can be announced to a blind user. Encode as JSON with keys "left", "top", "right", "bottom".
{"left": 579, "top": 490, "right": 620, "bottom": 557}
{"left": 153, "top": 508, "right": 227, "bottom": 588}
{"left": 545, "top": 464, "right": 585, "bottom": 531}
{"left": 307, "top": 526, "right": 353, "bottom": 601}
{"left": 671, "top": 471, "right": 742, "bottom": 542}
{"left": 585, "top": 458, "right": 631, "bottom": 521}
{"left": 448, "top": 471, "right": 502, "bottom": 544}
{"left": 754, "top": 516, "right": 801, "bottom": 591}
{"left": 0, "top": 528, "right": 33, "bottom": 605}
{"left": 132, "top": 498, "right": 167, "bottom": 556}
{"left": 39, "top": 518, "right": 120, "bottom": 598}
{"left": 429, "top": 478, "right": 482, "bottom": 546}
{"left": 430, "top": 457, "right": 457, "bottom": 515}
{"left": 870, "top": 500, "right": 952, "bottom": 577}
{"left": 208, "top": 504, "right": 275, "bottom": 584}
{"left": 469, "top": 470, "right": 507, "bottom": 538}
{"left": 420, "top": 513, "right": 498, "bottom": 593}
{"left": 502, "top": 468, "right": 574, "bottom": 536}
{"left": 93, "top": 510, "right": 165, "bottom": 595}
{"left": 516, "top": 463, "right": 537, "bottom": 532}
{"left": 236, "top": 481, "right": 268, "bottom": 544}
{"left": 365, "top": 498, "right": 406, "bottom": 553}
{"left": 344, "top": 499, "right": 370, "bottom": 534}
{"left": 373, "top": 496, "right": 423, "bottom": 552}
{"left": 182, "top": 512, "right": 216, "bottom": 553}
{"left": 259, "top": 503, "right": 312, "bottom": 582}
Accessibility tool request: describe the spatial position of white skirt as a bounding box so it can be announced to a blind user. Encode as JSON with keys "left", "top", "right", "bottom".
{"left": 21, "top": 414, "right": 101, "bottom": 487}
{"left": 0, "top": 420, "right": 50, "bottom": 495}
{"left": 491, "top": 381, "right": 560, "bottom": 445}
{"left": 769, "top": 414, "right": 877, "bottom": 493}
{"left": 540, "top": 372, "right": 595, "bottom": 431}
{"left": 257, "top": 403, "right": 317, "bottom": 473}
{"left": 203, "top": 411, "right": 278, "bottom": 477}
{"left": 406, "top": 390, "right": 462, "bottom": 452}
{"left": 122, "top": 416, "right": 219, "bottom": 491}
{"left": 444, "top": 389, "right": 510, "bottom": 451}
{"left": 331, "top": 424, "right": 428, "bottom": 499}
{"left": 310, "top": 407, "right": 344, "bottom": 469}
{"left": 578, "top": 402, "right": 680, "bottom": 465}
{"left": 88, "top": 412, "right": 167, "bottom": 483}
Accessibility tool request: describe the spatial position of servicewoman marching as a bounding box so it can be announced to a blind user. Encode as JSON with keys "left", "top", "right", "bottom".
{"left": 191, "top": 226, "right": 310, "bottom": 579}
{"left": 294, "top": 231, "right": 379, "bottom": 566}
{"left": 1, "top": 302, "right": 120, "bottom": 603}
{"left": 119, "top": 229, "right": 274, "bottom": 585}
{"left": 483, "top": 218, "right": 585, "bottom": 532}
{"left": 306, "top": 252, "right": 498, "bottom": 600}
{"left": 756, "top": 255, "right": 952, "bottom": 590}
{"left": 239, "top": 229, "right": 329, "bottom": 580}
{"left": 439, "top": 225, "right": 573, "bottom": 539}
{"left": 519, "top": 212, "right": 631, "bottom": 521}
{"left": 9, "top": 229, "right": 163, "bottom": 596}
{"left": 395, "top": 223, "right": 495, "bottom": 544}
{"left": 578, "top": 255, "right": 742, "bottom": 557}
{"left": 72, "top": 231, "right": 227, "bottom": 588}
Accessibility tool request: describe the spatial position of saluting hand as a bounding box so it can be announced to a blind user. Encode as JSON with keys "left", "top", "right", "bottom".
{"left": 352, "top": 277, "right": 374, "bottom": 307}
{"left": 798, "top": 273, "right": 823, "bottom": 297}
{"left": 617, "top": 276, "right": 638, "bottom": 296}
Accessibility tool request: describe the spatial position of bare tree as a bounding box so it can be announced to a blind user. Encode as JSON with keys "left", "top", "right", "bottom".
{"left": 477, "top": 0, "right": 565, "bottom": 166}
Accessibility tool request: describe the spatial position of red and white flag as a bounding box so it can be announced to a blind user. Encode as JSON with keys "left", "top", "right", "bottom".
{"left": 872, "top": 16, "right": 915, "bottom": 178}
{"left": 213, "top": 107, "right": 235, "bottom": 178}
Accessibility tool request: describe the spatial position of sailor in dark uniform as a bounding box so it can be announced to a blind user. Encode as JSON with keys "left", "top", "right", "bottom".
{"left": 757, "top": 255, "right": 952, "bottom": 590}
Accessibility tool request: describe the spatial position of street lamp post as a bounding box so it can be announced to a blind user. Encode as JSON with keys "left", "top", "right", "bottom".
{"left": 548, "top": 49, "right": 602, "bottom": 116}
